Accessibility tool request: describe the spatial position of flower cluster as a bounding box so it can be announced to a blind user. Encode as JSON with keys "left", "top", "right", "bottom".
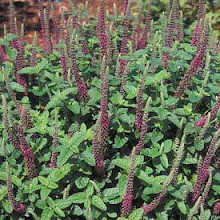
{"left": 49, "top": 114, "right": 59, "bottom": 168}
{"left": 191, "top": 0, "right": 206, "bottom": 46}
{"left": 196, "top": 95, "right": 220, "bottom": 127}
{"left": 137, "top": 2, "right": 152, "bottom": 50}
{"left": 121, "top": 147, "right": 136, "bottom": 217}
{"left": 6, "top": 162, "right": 26, "bottom": 213}
{"left": 192, "top": 129, "right": 220, "bottom": 202}
{"left": 69, "top": 39, "right": 89, "bottom": 102}
{"left": 135, "top": 63, "right": 149, "bottom": 131}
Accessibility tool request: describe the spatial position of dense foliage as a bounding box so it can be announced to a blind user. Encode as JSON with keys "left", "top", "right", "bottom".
{"left": 1, "top": 0, "right": 220, "bottom": 219}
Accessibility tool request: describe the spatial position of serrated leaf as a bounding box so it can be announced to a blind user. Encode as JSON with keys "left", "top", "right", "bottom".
{"left": 81, "top": 150, "right": 95, "bottom": 166}
{"left": 40, "top": 186, "right": 52, "bottom": 200}
{"left": 2, "top": 200, "right": 13, "bottom": 213}
{"left": 54, "top": 207, "right": 65, "bottom": 217}
{"left": 10, "top": 82, "right": 25, "bottom": 92}
{"left": 177, "top": 201, "right": 187, "bottom": 214}
{"left": 75, "top": 176, "right": 90, "bottom": 189}
{"left": 168, "top": 114, "right": 181, "bottom": 128}
{"left": 68, "top": 192, "right": 87, "bottom": 204}
{"left": 92, "top": 195, "right": 107, "bottom": 211}
{"left": 129, "top": 208, "right": 144, "bottom": 220}
{"left": 18, "top": 66, "right": 37, "bottom": 75}
{"left": 103, "top": 188, "right": 119, "bottom": 200}
{"left": 41, "top": 207, "right": 53, "bottom": 220}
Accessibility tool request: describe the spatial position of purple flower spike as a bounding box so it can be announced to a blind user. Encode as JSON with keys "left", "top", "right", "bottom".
{"left": 6, "top": 162, "right": 26, "bottom": 213}
{"left": 137, "top": 2, "right": 152, "bottom": 50}
{"left": 195, "top": 116, "right": 207, "bottom": 128}
{"left": 213, "top": 202, "right": 220, "bottom": 215}
{"left": 196, "top": 95, "right": 220, "bottom": 128}
{"left": 120, "top": 1, "right": 130, "bottom": 75}
{"left": 122, "top": 0, "right": 129, "bottom": 15}
{"left": 121, "top": 147, "right": 136, "bottom": 217}
{"left": 192, "top": 0, "right": 206, "bottom": 46}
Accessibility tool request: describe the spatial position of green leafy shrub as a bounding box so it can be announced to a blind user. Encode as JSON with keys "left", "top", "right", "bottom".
{"left": 1, "top": 0, "right": 220, "bottom": 219}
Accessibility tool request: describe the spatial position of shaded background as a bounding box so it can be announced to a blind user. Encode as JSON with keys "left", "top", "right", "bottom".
{"left": 0, "top": 0, "right": 219, "bottom": 43}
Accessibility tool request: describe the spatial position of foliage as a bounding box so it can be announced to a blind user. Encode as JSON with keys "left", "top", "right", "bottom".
{"left": 1, "top": 0, "right": 220, "bottom": 219}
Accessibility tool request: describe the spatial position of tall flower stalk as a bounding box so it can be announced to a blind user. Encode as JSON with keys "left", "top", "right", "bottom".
{"left": 142, "top": 134, "right": 185, "bottom": 214}
{"left": 191, "top": 0, "right": 206, "bottom": 46}
{"left": 137, "top": 1, "right": 152, "bottom": 50}
{"left": 31, "top": 32, "right": 37, "bottom": 67}
{"left": 135, "top": 62, "right": 149, "bottom": 131}
{"left": 69, "top": 35, "right": 89, "bottom": 102}
{"left": 92, "top": 118, "right": 105, "bottom": 176}
{"left": 174, "top": 18, "right": 209, "bottom": 98}
{"left": 49, "top": 112, "right": 59, "bottom": 168}
{"left": 192, "top": 129, "right": 220, "bottom": 202}
{"left": 162, "top": 1, "right": 177, "bottom": 67}
{"left": 97, "top": 0, "right": 110, "bottom": 59}
{"left": 43, "top": 8, "right": 52, "bottom": 54}
{"left": 99, "top": 57, "right": 109, "bottom": 149}
{"left": 120, "top": 0, "right": 131, "bottom": 75}
{"left": 17, "top": 125, "right": 37, "bottom": 179}
{"left": 135, "top": 97, "right": 152, "bottom": 155}
{"left": 143, "top": 170, "right": 174, "bottom": 214}
{"left": 6, "top": 161, "right": 25, "bottom": 212}
{"left": 9, "top": 0, "right": 27, "bottom": 95}
{"left": 2, "top": 95, "right": 20, "bottom": 150}
{"left": 92, "top": 57, "right": 109, "bottom": 176}
{"left": 121, "top": 147, "right": 136, "bottom": 217}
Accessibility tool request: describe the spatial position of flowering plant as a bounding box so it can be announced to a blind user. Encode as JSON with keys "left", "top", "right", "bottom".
{"left": 1, "top": 0, "right": 220, "bottom": 219}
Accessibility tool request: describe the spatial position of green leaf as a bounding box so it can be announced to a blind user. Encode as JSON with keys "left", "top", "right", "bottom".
{"left": 38, "top": 176, "right": 49, "bottom": 186}
{"left": 92, "top": 195, "right": 107, "bottom": 211}
{"left": 125, "top": 83, "right": 138, "bottom": 99}
{"left": 113, "top": 136, "right": 128, "bottom": 148}
{"left": 73, "top": 205, "right": 83, "bottom": 216}
{"left": 36, "top": 59, "right": 48, "bottom": 73}
{"left": 11, "top": 175, "right": 22, "bottom": 187}
{"left": 2, "top": 200, "right": 13, "bottom": 213}
{"left": 154, "top": 70, "right": 171, "bottom": 82}
{"left": 160, "top": 154, "right": 169, "bottom": 168}
{"left": 46, "top": 197, "right": 55, "bottom": 208}
{"left": 18, "top": 66, "right": 37, "bottom": 75}
{"left": 0, "top": 186, "right": 7, "bottom": 201}
{"left": 10, "top": 82, "right": 25, "bottom": 92}
{"left": 112, "top": 157, "right": 130, "bottom": 171}
{"left": 40, "top": 186, "right": 52, "bottom": 200}
{"left": 41, "top": 207, "right": 54, "bottom": 220}
{"left": 68, "top": 192, "right": 87, "bottom": 204}
{"left": 67, "top": 100, "right": 80, "bottom": 114}
{"left": 212, "top": 185, "right": 220, "bottom": 195}
{"left": 55, "top": 199, "right": 73, "bottom": 209}
{"left": 168, "top": 114, "right": 181, "bottom": 128}
{"left": 75, "top": 176, "right": 90, "bottom": 189}
{"left": 128, "top": 208, "right": 144, "bottom": 220}
{"left": 103, "top": 188, "right": 119, "bottom": 200}
{"left": 143, "top": 183, "right": 162, "bottom": 195}
{"left": 54, "top": 207, "right": 65, "bottom": 217}
{"left": 81, "top": 150, "right": 95, "bottom": 166}
{"left": 182, "top": 157, "right": 197, "bottom": 165}
{"left": 153, "top": 107, "right": 168, "bottom": 120}
{"left": 177, "top": 201, "right": 187, "bottom": 214}
{"left": 57, "top": 132, "right": 85, "bottom": 166}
